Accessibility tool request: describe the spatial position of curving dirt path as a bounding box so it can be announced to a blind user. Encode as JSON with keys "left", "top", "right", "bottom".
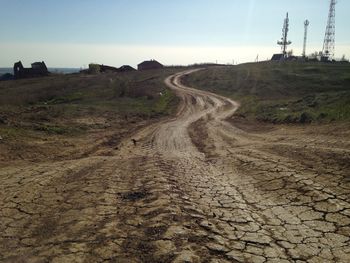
{"left": 1, "top": 70, "right": 350, "bottom": 262}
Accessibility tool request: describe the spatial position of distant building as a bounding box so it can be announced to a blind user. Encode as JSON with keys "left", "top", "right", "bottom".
{"left": 271, "top": 54, "right": 284, "bottom": 61}
{"left": 85, "top": 64, "right": 137, "bottom": 74}
{"left": 13, "top": 61, "right": 49, "bottom": 79}
{"left": 271, "top": 54, "right": 299, "bottom": 62}
{"left": 99, "top": 64, "right": 119, "bottom": 72}
{"left": 31, "top": 62, "right": 47, "bottom": 70}
{"left": 137, "top": 60, "right": 164, "bottom": 70}
{"left": 118, "top": 65, "right": 136, "bottom": 72}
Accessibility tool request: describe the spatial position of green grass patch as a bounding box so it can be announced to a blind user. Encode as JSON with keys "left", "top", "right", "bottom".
{"left": 184, "top": 62, "right": 350, "bottom": 123}
{"left": 0, "top": 126, "right": 27, "bottom": 139}
{"left": 0, "top": 68, "right": 182, "bottom": 135}
{"left": 33, "top": 124, "right": 85, "bottom": 135}
{"left": 152, "top": 89, "right": 179, "bottom": 116}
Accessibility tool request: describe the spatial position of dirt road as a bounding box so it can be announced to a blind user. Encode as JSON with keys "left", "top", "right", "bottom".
{"left": 1, "top": 70, "right": 350, "bottom": 262}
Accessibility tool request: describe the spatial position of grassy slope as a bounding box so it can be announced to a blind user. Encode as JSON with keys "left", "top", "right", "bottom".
{"left": 183, "top": 62, "right": 350, "bottom": 124}
{"left": 0, "top": 69, "right": 181, "bottom": 162}
{"left": 0, "top": 69, "right": 180, "bottom": 137}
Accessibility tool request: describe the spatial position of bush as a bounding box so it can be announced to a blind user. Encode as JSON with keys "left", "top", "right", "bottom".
{"left": 88, "top": 64, "right": 101, "bottom": 74}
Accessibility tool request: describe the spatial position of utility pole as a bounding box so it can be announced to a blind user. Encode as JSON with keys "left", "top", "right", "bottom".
{"left": 302, "top": 20, "right": 310, "bottom": 57}
{"left": 277, "top": 12, "right": 292, "bottom": 58}
{"left": 322, "top": 0, "right": 337, "bottom": 61}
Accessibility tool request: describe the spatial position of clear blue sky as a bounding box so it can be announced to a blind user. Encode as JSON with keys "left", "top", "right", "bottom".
{"left": 0, "top": 0, "right": 349, "bottom": 67}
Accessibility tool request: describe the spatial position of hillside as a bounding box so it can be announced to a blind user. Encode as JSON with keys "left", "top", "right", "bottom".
{"left": 183, "top": 62, "right": 350, "bottom": 124}
{"left": 0, "top": 69, "right": 180, "bottom": 164}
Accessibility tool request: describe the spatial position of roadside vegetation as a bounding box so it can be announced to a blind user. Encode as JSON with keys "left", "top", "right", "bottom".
{"left": 183, "top": 62, "right": 350, "bottom": 124}
{"left": 0, "top": 68, "right": 180, "bottom": 163}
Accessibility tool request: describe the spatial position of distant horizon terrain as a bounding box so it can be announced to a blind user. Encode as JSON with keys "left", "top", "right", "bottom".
{"left": 0, "top": 67, "right": 81, "bottom": 75}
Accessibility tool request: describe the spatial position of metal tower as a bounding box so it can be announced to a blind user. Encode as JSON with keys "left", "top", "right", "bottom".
{"left": 322, "top": 0, "right": 337, "bottom": 61}
{"left": 302, "top": 20, "right": 310, "bottom": 57}
{"left": 277, "top": 13, "right": 292, "bottom": 57}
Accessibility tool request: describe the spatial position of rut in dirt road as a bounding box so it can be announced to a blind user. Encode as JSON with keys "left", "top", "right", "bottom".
{"left": 0, "top": 70, "right": 349, "bottom": 263}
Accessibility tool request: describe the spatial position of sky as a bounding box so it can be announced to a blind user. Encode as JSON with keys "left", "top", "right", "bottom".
{"left": 0, "top": 0, "right": 349, "bottom": 67}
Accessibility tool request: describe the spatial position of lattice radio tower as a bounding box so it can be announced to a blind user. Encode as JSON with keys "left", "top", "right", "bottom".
{"left": 277, "top": 13, "right": 292, "bottom": 58}
{"left": 322, "top": 0, "right": 337, "bottom": 61}
{"left": 302, "top": 20, "right": 310, "bottom": 57}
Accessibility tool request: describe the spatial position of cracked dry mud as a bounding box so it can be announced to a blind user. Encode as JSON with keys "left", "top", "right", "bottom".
{"left": 1, "top": 70, "right": 350, "bottom": 263}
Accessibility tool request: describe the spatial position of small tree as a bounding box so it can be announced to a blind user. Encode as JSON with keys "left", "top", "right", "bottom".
{"left": 88, "top": 63, "right": 101, "bottom": 74}
{"left": 341, "top": 54, "right": 349, "bottom": 62}
{"left": 308, "top": 51, "right": 320, "bottom": 60}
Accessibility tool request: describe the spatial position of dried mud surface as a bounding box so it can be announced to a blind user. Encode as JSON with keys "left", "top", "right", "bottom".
{"left": 1, "top": 70, "right": 350, "bottom": 263}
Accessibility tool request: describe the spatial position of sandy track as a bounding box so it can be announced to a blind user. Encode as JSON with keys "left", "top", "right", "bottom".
{"left": 1, "top": 70, "right": 349, "bottom": 262}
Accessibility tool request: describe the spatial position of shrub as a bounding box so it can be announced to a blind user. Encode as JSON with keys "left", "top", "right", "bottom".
{"left": 88, "top": 64, "right": 101, "bottom": 74}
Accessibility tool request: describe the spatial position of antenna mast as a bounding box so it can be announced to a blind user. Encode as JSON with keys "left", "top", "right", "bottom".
{"left": 302, "top": 20, "right": 310, "bottom": 57}
{"left": 277, "top": 12, "right": 292, "bottom": 58}
{"left": 322, "top": 0, "right": 336, "bottom": 61}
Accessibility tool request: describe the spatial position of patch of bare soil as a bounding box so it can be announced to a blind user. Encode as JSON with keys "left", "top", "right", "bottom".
{"left": 227, "top": 115, "right": 277, "bottom": 133}
{"left": 0, "top": 114, "right": 154, "bottom": 167}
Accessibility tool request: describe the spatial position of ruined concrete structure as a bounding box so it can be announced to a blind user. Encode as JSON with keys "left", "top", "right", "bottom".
{"left": 137, "top": 60, "right": 164, "bottom": 71}
{"left": 13, "top": 61, "right": 49, "bottom": 79}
